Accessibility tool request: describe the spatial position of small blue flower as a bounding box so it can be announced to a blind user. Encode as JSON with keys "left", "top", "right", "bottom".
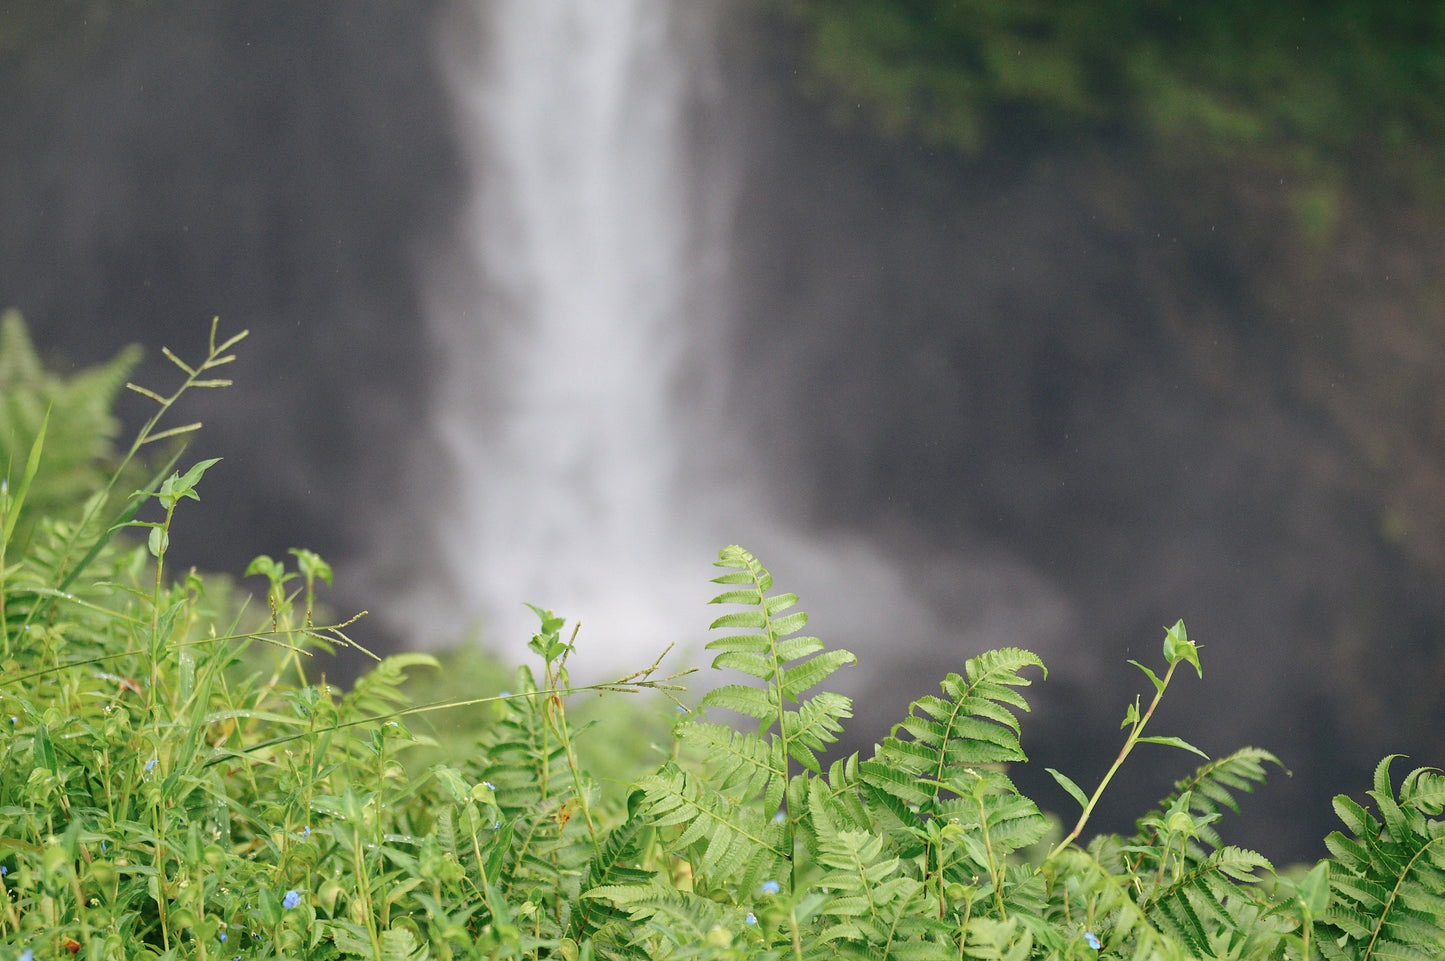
{"left": 218, "top": 932, "right": 227, "bottom": 943}
{"left": 283, "top": 889, "right": 302, "bottom": 910}
{"left": 498, "top": 691, "right": 510, "bottom": 697}
{"left": 483, "top": 781, "right": 496, "bottom": 790}
{"left": 20, "top": 949, "right": 33, "bottom": 961}
{"left": 8, "top": 717, "right": 16, "bottom": 724}
{"left": 773, "top": 811, "right": 786, "bottom": 824}
{"left": 1, "top": 865, "right": 7, "bottom": 875}
{"left": 145, "top": 758, "right": 158, "bottom": 772}
{"left": 745, "top": 913, "right": 757, "bottom": 925}
{"left": 1085, "top": 932, "right": 1101, "bottom": 951}
{"left": 301, "top": 825, "right": 311, "bottom": 839}
{"left": 761, "top": 880, "right": 780, "bottom": 894}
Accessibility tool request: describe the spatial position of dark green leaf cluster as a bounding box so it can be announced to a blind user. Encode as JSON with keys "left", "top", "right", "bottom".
{"left": 772, "top": 0, "right": 1445, "bottom": 199}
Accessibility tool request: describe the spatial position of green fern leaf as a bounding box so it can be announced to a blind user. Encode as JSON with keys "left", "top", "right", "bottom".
{"left": 813, "top": 828, "right": 947, "bottom": 956}
{"left": 1317, "top": 756, "right": 1445, "bottom": 961}
{"left": 638, "top": 762, "right": 787, "bottom": 886}
{"left": 568, "top": 816, "right": 655, "bottom": 943}
{"left": 698, "top": 682, "right": 778, "bottom": 721}
{"left": 674, "top": 720, "right": 784, "bottom": 806}
{"left": 779, "top": 691, "right": 852, "bottom": 773}
{"left": 378, "top": 926, "right": 428, "bottom": 961}
{"left": 863, "top": 647, "right": 1044, "bottom": 820}
{"left": 647, "top": 545, "right": 859, "bottom": 892}
{"left": 0, "top": 312, "right": 143, "bottom": 544}
{"left": 583, "top": 881, "right": 734, "bottom": 949}
{"left": 1130, "top": 747, "right": 1286, "bottom": 861}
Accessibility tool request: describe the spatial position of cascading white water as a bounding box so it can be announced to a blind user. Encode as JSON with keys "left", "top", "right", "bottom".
{"left": 415, "top": 0, "right": 721, "bottom": 666}
{"left": 404, "top": 0, "right": 1076, "bottom": 694}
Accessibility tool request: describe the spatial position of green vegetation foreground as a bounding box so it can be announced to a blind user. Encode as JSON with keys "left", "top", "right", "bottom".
{"left": 1, "top": 316, "right": 1441, "bottom": 959}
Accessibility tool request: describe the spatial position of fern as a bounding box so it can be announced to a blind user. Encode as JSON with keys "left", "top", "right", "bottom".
{"left": 635, "top": 545, "right": 856, "bottom": 893}
{"left": 861, "top": 647, "right": 1044, "bottom": 824}
{"left": 1142, "top": 845, "right": 1277, "bottom": 958}
{"left": 468, "top": 665, "right": 591, "bottom": 906}
{"left": 1131, "top": 747, "right": 1287, "bottom": 855}
{"left": 582, "top": 881, "right": 739, "bottom": 958}
{"left": 0, "top": 311, "right": 143, "bottom": 545}
{"left": 640, "top": 759, "right": 789, "bottom": 889}
{"left": 564, "top": 814, "right": 655, "bottom": 944}
{"left": 1317, "top": 755, "right": 1445, "bottom": 961}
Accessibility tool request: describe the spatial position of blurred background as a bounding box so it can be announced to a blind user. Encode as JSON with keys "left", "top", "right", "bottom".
{"left": 2, "top": 0, "right": 1443, "bottom": 864}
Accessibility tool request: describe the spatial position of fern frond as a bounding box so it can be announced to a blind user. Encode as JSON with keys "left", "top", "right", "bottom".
{"left": 780, "top": 690, "right": 852, "bottom": 774}
{"left": 675, "top": 720, "right": 785, "bottom": 810}
{"left": 934, "top": 770, "right": 1050, "bottom": 868}
{"left": 1047, "top": 843, "right": 1188, "bottom": 961}
{"left": 1134, "top": 747, "right": 1286, "bottom": 853}
{"left": 638, "top": 762, "right": 788, "bottom": 887}
{"left": 0, "top": 312, "right": 143, "bottom": 543}
{"left": 862, "top": 647, "right": 1044, "bottom": 819}
{"left": 1317, "top": 756, "right": 1445, "bottom": 961}
{"left": 458, "top": 664, "right": 598, "bottom": 920}
{"left": 568, "top": 815, "right": 655, "bottom": 943}
{"left": 583, "top": 880, "right": 736, "bottom": 953}
{"left": 704, "top": 546, "right": 856, "bottom": 718}
{"left": 812, "top": 828, "right": 949, "bottom": 957}
{"left": 1142, "top": 846, "right": 1274, "bottom": 957}
{"left": 795, "top": 756, "right": 882, "bottom": 866}
{"left": 647, "top": 545, "right": 857, "bottom": 892}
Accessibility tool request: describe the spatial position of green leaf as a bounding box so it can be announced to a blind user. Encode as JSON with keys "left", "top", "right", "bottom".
{"left": 1136, "top": 735, "right": 1209, "bottom": 760}
{"left": 1163, "top": 619, "right": 1202, "bottom": 677}
{"left": 1298, "top": 861, "right": 1332, "bottom": 915}
{"left": 1046, "top": 767, "right": 1090, "bottom": 812}
{"left": 1128, "top": 659, "right": 1165, "bottom": 695}
{"left": 158, "top": 457, "right": 221, "bottom": 508}
{"left": 1, "top": 405, "right": 48, "bottom": 544}
{"left": 33, "top": 724, "right": 58, "bottom": 773}
{"left": 289, "top": 547, "right": 333, "bottom": 585}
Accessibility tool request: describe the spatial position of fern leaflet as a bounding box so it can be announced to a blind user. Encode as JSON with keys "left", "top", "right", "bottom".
{"left": 1317, "top": 756, "right": 1445, "bottom": 961}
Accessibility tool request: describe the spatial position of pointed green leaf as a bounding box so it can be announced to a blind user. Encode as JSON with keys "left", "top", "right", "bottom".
{"left": 1, "top": 406, "right": 48, "bottom": 544}
{"left": 1128, "top": 659, "right": 1165, "bottom": 695}
{"left": 33, "top": 724, "right": 58, "bottom": 773}
{"left": 1136, "top": 735, "right": 1209, "bottom": 760}
{"left": 1046, "top": 767, "right": 1090, "bottom": 812}
{"left": 708, "top": 610, "right": 767, "bottom": 630}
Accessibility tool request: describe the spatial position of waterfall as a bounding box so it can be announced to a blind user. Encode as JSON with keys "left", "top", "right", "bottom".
{"left": 411, "top": 0, "right": 723, "bottom": 667}
{"left": 402, "top": 0, "right": 1075, "bottom": 695}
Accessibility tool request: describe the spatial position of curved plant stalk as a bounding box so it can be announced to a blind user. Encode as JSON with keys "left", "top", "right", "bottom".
{"left": 1046, "top": 620, "right": 1206, "bottom": 859}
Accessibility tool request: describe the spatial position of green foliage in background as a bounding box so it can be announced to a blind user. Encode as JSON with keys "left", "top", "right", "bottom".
{"left": 1, "top": 317, "right": 1442, "bottom": 959}
{"left": 0, "top": 311, "right": 143, "bottom": 549}
{"left": 772, "top": 0, "right": 1445, "bottom": 199}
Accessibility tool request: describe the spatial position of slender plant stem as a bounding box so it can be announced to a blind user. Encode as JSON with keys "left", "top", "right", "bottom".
{"left": 1048, "top": 660, "right": 1181, "bottom": 859}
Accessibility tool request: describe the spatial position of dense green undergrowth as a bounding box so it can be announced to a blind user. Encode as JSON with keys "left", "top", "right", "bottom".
{"left": 1, "top": 315, "right": 1442, "bottom": 960}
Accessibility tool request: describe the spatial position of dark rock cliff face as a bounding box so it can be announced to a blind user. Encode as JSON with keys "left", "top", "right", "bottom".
{"left": 0, "top": 2, "right": 458, "bottom": 633}
{"left": 718, "top": 24, "right": 1445, "bottom": 860}
{"left": 3, "top": 3, "right": 1441, "bottom": 863}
